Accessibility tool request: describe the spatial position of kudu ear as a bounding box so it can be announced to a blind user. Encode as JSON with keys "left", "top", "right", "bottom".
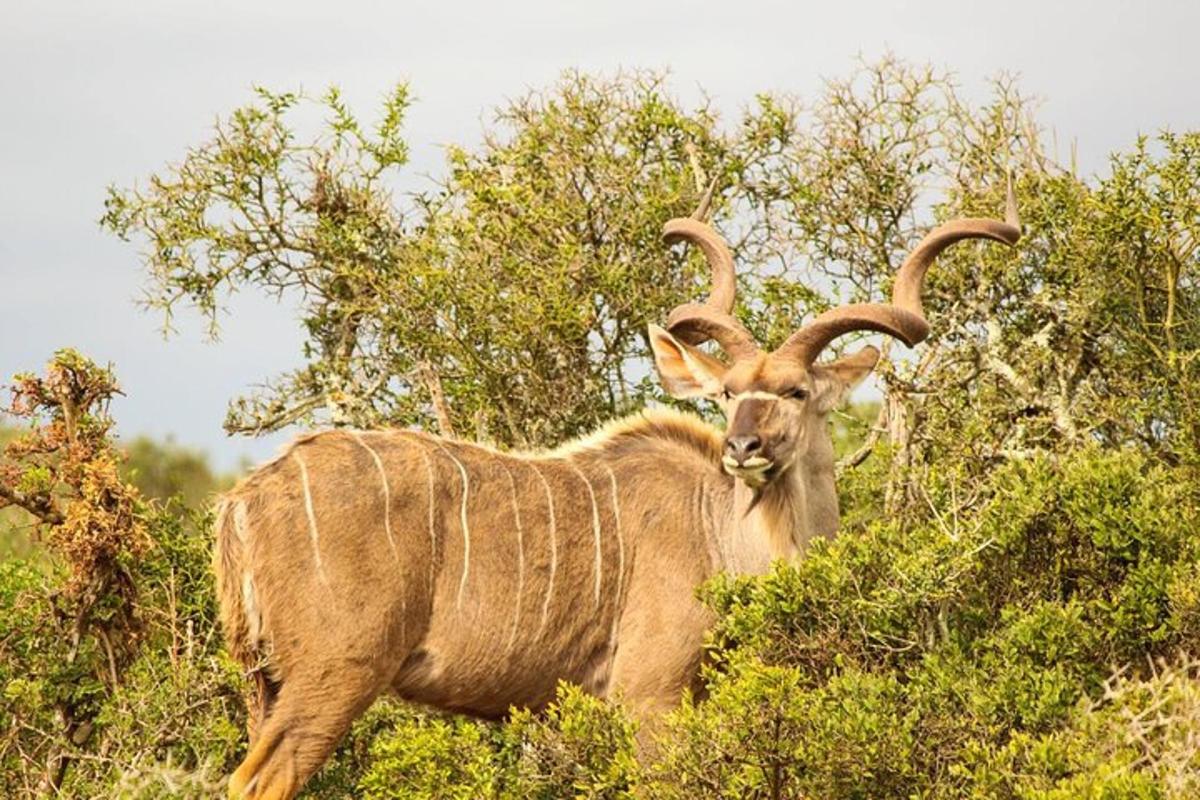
{"left": 648, "top": 324, "right": 727, "bottom": 400}
{"left": 810, "top": 345, "right": 880, "bottom": 413}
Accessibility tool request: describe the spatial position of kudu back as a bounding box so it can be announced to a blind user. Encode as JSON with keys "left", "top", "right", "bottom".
{"left": 218, "top": 191, "right": 1020, "bottom": 799}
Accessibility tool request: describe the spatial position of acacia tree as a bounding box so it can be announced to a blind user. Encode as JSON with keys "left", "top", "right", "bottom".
{"left": 397, "top": 72, "right": 747, "bottom": 445}
{"left": 104, "top": 61, "right": 1200, "bottom": 479}
{"left": 103, "top": 73, "right": 755, "bottom": 447}
{"left": 102, "top": 84, "right": 419, "bottom": 436}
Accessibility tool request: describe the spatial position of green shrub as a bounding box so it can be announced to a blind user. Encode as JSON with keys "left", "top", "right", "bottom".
{"left": 965, "top": 656, "right": 1200, "bottom": 798}
{"left": 657, "top": 449, "right": 1200, "bottom": 798}
{"left": 360, "top": 713, "right": 499, "bottom": 800}
{"left": 499, "top": 683, "right": 639, "bottom": 800}
{"left": 648, "top": 661, "right": 918, "bottom": 800}
{"left": 358, "top": 683, "right": 638, "bottom": 800}
{"left": 0, "top": 503, "right": 248, "bottom": 797}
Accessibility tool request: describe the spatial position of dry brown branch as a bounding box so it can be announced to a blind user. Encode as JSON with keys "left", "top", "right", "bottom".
{"left": 417, "top": 361, "right": 456, "bottom": 439}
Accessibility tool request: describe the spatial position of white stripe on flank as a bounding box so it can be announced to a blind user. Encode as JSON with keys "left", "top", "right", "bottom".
{"left": 415, "top": 442, "right": 437, "bottom": 594}
{"left": 602, "top": 462, "right": 626, "bottom": 656}
{"left": 700, "top": 478, "right": 726, "bottom": 570}
{"left": 434, "top": 442, "right": 472, "bottom": 610}
{"left": 242, "top": 572, "right": 262, "bottom": 644}
{"left": 350, "top": 432, "right": 399, "bottom": 564}
{"left": 233, "top": 499, "right": 249, "bottom": 542}
{"left": 500, "top": 460, "right": 525, "bottom": 655}
{"left": 531, "top": 463, "right": 557, "bottom": 638}
{"left": 568, "top": 460, "right": 604, "bottom": 608}
{"left": 408, "top": 441, "right": 441, "bottom": 597}
{"left": 293, "top": 452, "right": 329, "bottom": 584}
{"left": 603, "top": 463, "right": 625, "bottom": 606}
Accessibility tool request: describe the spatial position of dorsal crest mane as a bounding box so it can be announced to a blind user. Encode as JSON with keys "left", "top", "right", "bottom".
{"left": 548, "top": 407, "right": 723, "bottom": 463}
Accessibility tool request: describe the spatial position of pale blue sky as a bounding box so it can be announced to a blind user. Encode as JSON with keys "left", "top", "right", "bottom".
{"left": 1, "top": 0, "right": 1196, "bottom": 470}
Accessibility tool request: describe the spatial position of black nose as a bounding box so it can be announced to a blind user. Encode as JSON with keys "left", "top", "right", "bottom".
{"left": 725, "top": 434, "right": 762, "bottom": 463}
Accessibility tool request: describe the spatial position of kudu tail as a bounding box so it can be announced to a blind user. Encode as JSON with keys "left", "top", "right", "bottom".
{"left": 213, "top": 497, "right": 275, "bottom": 738}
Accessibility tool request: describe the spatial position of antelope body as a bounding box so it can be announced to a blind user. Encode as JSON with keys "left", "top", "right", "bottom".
{"left": 218, "top": 195, "right": 1020, "bottom": 799}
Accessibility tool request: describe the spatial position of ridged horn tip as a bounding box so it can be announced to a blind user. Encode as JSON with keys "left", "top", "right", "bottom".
{"left": 689, "top": 176, "right": 718, "bottom": 222}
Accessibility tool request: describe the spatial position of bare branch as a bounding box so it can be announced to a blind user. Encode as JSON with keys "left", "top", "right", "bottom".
{"left": 836, "top": 402, "right": 889, "bottom": 476}
{"left": 418, "top": 361, "right": 456, "bottom": 439}
{"left": 0, "top": 484, "right": 64, "bottom": 526}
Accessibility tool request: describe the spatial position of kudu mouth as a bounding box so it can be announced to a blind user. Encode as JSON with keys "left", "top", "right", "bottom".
{"left": 722, "top": 454, "right": 776, "bottom": 488}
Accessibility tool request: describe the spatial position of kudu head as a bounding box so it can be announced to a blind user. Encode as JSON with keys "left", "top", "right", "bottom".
{"left": 650, "top": 187, "right": 1021, "bottom": 490}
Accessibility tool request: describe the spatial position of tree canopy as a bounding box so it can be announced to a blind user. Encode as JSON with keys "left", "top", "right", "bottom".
{"left": 103, "top": 59, "right": 1200, "bottom": 490}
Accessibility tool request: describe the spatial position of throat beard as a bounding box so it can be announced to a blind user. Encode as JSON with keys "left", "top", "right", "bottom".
{"left": 738, "top": 457, "right": 792, "bottom": 518}
{"left": 737, "top": 461, "right": 809, "bottom": 559}
{"left": 743, "top": 486, "right": 764, "bottom": 517}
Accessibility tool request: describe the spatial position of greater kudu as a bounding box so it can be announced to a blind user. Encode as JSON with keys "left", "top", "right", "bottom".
{"left": 217, "top": 192, "right": 1020, "bottom": 799}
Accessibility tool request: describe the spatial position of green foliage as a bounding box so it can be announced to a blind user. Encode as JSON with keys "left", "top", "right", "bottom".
{"left": 965, "top": 656, "right": 1200, "bottom": 798}
{"left": 413, "top": 71, "right": 738, "bottom": 444}
{"left": 101, "top": 83, "right": 416, "bottom": 436}
{"left": 658, "top": 449, "right": 1200, "bottom": 798}
{"left": 499, "top": 683, "right": 639, "bottom": 799}
{"left": 0, "top": 496, "right": 247, "bottom": 797}
{"left": 649, "top": 663, "right": 918, "bottom": 800}
{"left": 360, "top": 713, "right": 499, "bottom": 799}
{"left": 358, "top": 683, "right": 638, "bottom": 800}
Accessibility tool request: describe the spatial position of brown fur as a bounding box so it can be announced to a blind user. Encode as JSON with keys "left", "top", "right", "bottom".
{"left": 219, "top": 380, "right": 869, "bottom": 797}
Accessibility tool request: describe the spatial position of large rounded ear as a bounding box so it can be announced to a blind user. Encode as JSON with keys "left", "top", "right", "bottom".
{"left": 809, "top": 345, "right": 880, "bottom": 413}
{"left": 648, "top": 324, "right": 727, "bottom": 400}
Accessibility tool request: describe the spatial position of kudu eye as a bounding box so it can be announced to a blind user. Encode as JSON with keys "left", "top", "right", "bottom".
{"left": 786, "top": 387, "right": 808, "bottom": 401}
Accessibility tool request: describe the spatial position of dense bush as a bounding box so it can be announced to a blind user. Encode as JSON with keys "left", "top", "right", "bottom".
{"left": 649, "top": 449, "right": 1200, "bottom": 798}
{"left": 357, "top": 684, "right": 637, "bottom": 800}
{"left": 972, "top": 656, "right": 1200, "bottom": 798}
{"left": 2, "top": 531, "right": 244, "bottom": 798}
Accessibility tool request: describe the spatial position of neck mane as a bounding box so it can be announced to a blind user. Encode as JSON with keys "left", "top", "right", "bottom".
{"left": 546, "top": 407, "right": 724, "bottom": 465}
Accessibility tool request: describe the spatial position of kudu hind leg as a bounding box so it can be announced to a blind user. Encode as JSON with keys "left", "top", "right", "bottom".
{"left": 229, "top": 664, "right": 387, "bottom": 800}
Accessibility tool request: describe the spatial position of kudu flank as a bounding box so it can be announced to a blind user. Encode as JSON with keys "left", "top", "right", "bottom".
{"left": 217, "top": 189, "right": 1021, "bottom": 799}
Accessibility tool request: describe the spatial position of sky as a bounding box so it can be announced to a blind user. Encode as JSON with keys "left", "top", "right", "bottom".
{"left": 1, "top": 0, "right": 1196, "bottom": 471}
